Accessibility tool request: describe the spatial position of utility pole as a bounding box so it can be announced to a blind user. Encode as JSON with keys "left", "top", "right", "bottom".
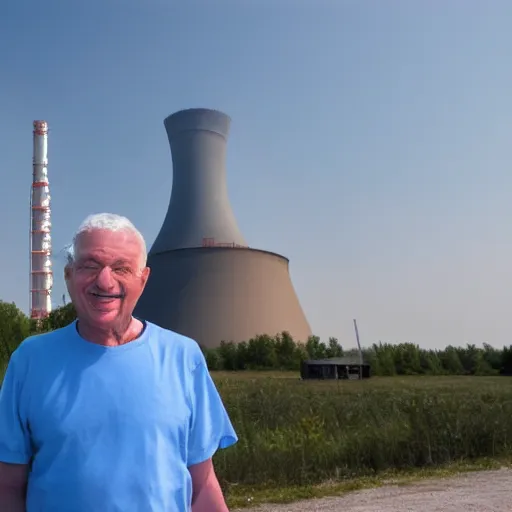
{"left": 353, "top": 319, "right": 364, "bottom": 380}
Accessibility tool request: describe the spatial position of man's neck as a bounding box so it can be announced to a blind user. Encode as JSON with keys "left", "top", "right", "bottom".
{"left": 77, "top": 317, "right": 144, "bottom": 347}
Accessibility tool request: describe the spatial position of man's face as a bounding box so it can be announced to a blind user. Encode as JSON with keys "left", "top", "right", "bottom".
{"left": 65, "top": 228, "right": 150, "bottom": 330}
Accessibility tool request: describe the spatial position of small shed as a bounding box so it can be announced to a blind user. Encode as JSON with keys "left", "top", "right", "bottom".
{"left": 300, "top": 357, "right": 371, "bottom": 380}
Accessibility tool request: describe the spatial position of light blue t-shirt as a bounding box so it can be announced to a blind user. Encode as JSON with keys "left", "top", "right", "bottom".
{"left": 0, "top": 320, "right": 238, "bottom": 511}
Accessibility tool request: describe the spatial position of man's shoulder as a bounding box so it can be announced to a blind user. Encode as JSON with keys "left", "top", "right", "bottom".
{"left": 145, "top": 321, "right": 205, "bottom": 370}
{"left": 5, "top": 324, "right": 74, "bottom": 380}
{"left": 20, "top": 324, "right": 72, "bottom": 359}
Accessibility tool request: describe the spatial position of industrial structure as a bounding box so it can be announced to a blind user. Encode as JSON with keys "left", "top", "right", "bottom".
{"left": 30, "top": 121, "right": 53, "bottom": 319}
{"left": 135, "top": 108, "right": 311, "bottom": 348}
{"left": 300, "top": 357, "right": 371, "bottom": 380}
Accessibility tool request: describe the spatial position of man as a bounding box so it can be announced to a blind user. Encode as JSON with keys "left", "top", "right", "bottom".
{"left": 0, "top": 213, "right": 237, "bottom": 511}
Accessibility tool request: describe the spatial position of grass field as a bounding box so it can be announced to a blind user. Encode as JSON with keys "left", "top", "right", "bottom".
{"left": 211, "top": 372, "right": 512, "bottom": 507}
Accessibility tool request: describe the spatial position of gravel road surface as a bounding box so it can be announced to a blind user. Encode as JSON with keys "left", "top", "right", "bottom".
{"left": 235, "top": 468, "right": 512, "bottom": 512}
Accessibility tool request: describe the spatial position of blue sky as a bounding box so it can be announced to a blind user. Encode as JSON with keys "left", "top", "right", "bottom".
{"left": 2, "top": 0, "right": 512, "bottom": 350}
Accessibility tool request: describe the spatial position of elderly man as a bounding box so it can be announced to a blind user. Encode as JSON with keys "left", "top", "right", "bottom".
{"left": 0, "top": 213, "right": 237, "bottom": 511}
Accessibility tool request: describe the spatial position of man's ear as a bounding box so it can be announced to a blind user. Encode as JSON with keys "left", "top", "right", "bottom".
{"left": 141, "top": 266, "right": 151, "bottom": 288}
{"left": 64, "top": 264, "right": 72, "bottom": 281}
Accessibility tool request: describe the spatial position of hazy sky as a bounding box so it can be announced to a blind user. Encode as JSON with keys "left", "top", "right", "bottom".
{"left": 2, "top": 0, "right": 512, "bottom": 350}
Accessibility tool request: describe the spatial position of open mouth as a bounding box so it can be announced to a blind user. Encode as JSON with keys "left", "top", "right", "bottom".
{"left": 91, "top": 292, "right": 124, "bottom": 300}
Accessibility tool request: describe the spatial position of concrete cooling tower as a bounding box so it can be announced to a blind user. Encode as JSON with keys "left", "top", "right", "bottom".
{"left": 134, "top": 108, "right": 311, "bottom": 348}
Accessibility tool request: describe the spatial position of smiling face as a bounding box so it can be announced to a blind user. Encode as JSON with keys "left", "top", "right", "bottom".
{"left": 65, "top": 228, "right": 150, "bottom": 331}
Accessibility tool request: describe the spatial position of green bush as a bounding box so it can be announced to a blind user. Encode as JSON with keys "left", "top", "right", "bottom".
{"left": 213, "top": 375, "right": 512, "bottom": 487}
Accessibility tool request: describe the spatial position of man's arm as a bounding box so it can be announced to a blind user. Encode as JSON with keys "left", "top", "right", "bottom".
{"left": 186, "top": 351, "right": 238, "bottom": 511}
{"left": 0, "top": 462, "right": 29, "bottom": 511}
{"left": 189, "top": 458, "right": 228, "bottom": 512}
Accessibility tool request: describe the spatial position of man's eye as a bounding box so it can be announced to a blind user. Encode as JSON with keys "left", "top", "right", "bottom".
{"left": 76, "top": 263, "right": 100, "bottom": 272}
{"left": 114, "top": 267, "right": 130, "bottom": 274}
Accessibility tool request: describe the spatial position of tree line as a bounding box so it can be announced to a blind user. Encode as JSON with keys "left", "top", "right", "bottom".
{"left": 1, "top": 300, "right": 512, "bottom": 376}
{"left": 204, "top": 335, "right": 512, "bottom": 376}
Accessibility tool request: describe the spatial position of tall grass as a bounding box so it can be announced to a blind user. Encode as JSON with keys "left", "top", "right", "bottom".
{"left": 212, "top": 374, "right": 512, "bottom": 487}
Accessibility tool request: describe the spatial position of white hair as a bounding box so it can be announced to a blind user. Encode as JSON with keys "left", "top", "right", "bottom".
{"left": 66, "top": 213, "right": 147, "bottom": 268}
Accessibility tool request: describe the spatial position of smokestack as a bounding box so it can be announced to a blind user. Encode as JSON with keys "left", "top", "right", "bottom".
{"left": 136, "top": 108, "right": 311, "bottom": 348}
{"left": 30, "top": 120, "right": 53, "bottom": 319}
{"left": 150, "top": 108, "right": 246, "bottom": 254}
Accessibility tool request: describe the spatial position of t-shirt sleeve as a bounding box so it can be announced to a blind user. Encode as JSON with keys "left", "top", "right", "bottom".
{"left": 187, "top": 355, "right": 238, "bottom": 467}
{"left": 0, "top": 352, "right": 32, "bottom": 464}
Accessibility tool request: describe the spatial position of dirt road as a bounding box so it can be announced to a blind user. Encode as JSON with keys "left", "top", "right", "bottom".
{"left": 235, "top": 468, "right": 512, "bottom": 512}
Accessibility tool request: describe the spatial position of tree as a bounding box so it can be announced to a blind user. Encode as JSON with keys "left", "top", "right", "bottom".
{"left": 501, "top": 345, "right": 512, "bottom": 375}
{"left": 246, "top": 334, "right": 278, "bottom": 369}
{"left": 482, "top": 343, "right": 502, "bottom": 372}
{"left": 218, "top": 341, "right": 239, "bottom": 371}
{"left": 473, "top": 351, "right": 496, "bottom": 375}
{"left": 275, "top": 331, "right": 298, "bottom": 369}
{"left": 440, "top": 346, "right": 464, "bottom": 375}
{"left": 48, "top": 302, "right": 77, "bottom": 329}
{"left": 305, "top": 336, "right": 327, "bottom": 360}
{"left": 374, "top": 343, "right": 396, "bottom": 376}
{"left": 394, "top": 343, "right": 422, "bottom": 375}
{"left": 0, "top": 301, "right": 30, "bottom": 364}
{"left": 203, "top": 347, "right": 222, "bottom": 371}
{"left": 326, "top": 337, "right": 343, "bottom": 358}
{"left": 419, "top": 350, "right": 443, "bottom": 375}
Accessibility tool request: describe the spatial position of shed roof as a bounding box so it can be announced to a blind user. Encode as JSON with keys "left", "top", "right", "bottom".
{"left": 304, "top": 357, "right": 370, "bottom": 366}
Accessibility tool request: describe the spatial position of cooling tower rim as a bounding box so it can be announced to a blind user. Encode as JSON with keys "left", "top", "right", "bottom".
{"left": 148, "top": 246, "right": 290, "bottom": 264}
{"left": 165, "top": 107, "right": 230, "bottom": 120}
{"left": 164, "top": 108, "right": 231, "bottom": 139}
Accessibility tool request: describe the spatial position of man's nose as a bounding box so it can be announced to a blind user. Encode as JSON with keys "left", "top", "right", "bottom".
{"left": 95, "top": 266, "right": 115, "bottom": 290}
